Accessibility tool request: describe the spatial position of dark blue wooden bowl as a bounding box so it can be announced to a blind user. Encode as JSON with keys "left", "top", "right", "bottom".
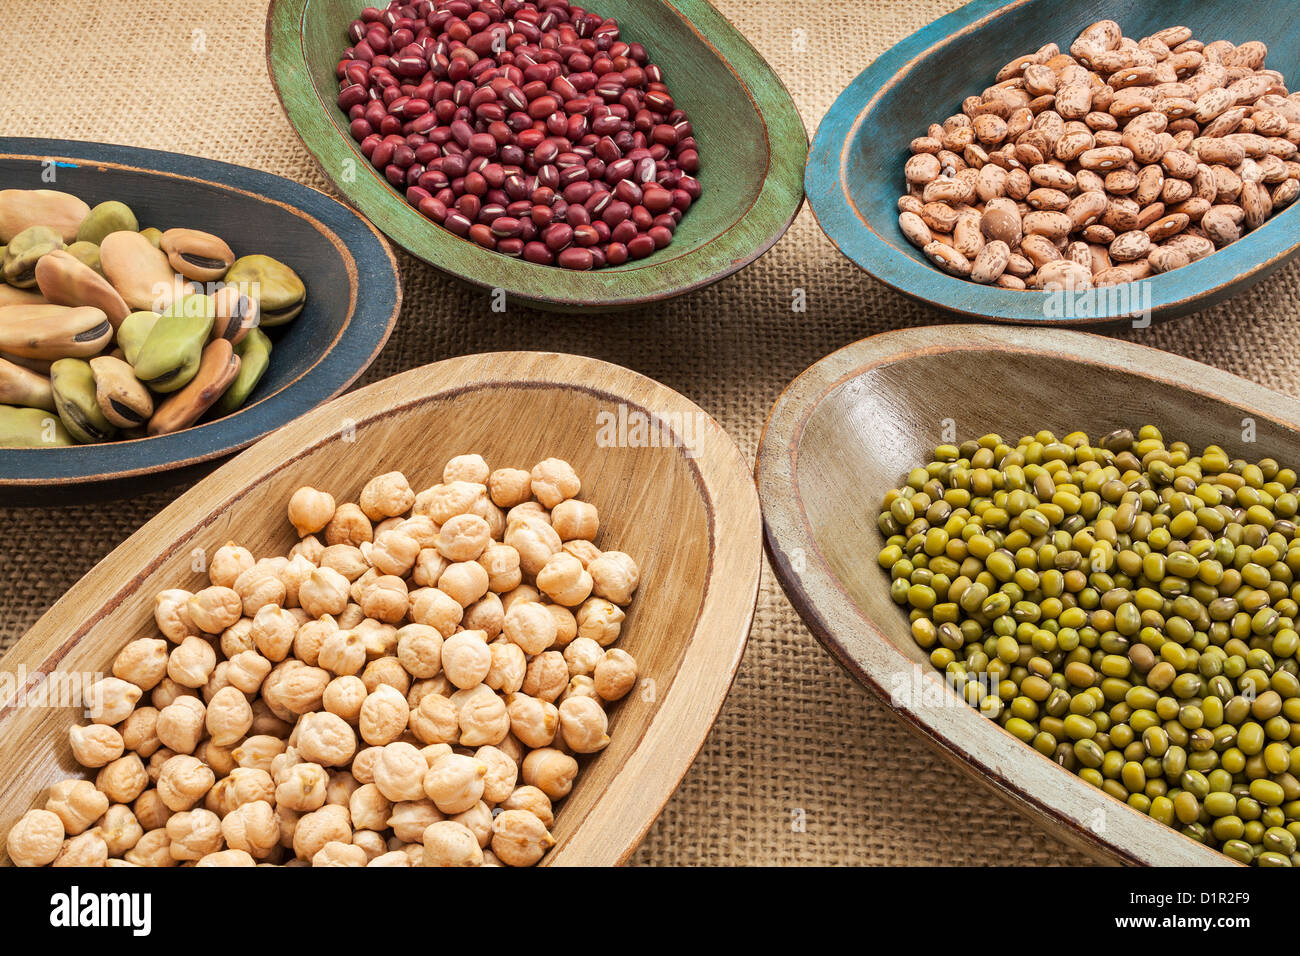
{"left": 806, "top": 0, "right": 1300, "bottom": 325}
{"left": 0, "top": 138, "right": 401, "bottom": 505}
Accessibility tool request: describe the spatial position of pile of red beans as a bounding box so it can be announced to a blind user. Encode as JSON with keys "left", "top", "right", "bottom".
{"left": 336, "top": 0, "right": 703, "bottom": 270}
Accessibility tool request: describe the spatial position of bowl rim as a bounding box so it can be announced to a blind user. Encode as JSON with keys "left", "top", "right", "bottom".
{"left": 0, "top": 349, "right": 763, "bottom": 865}
{"left": 0, "top": 137, "right": 401, "bottom": 490}
{"left": 754, "top": 324, "right": 1270, "bottom": 866}
{"left": 265, "top": 0, "right": 809, "bottom": 309}
{"left": 804, "top": 0, "right": 1300, "bottom": 326}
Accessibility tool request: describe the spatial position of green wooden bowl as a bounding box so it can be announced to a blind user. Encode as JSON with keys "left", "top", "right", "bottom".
{"left": 267, "top": 0, "right": 807, "bottom": 310}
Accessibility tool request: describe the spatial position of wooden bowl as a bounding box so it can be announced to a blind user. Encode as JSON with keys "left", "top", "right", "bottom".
{"left": 0, "top": 350, "right": 762, "bottom": 866}
{"left": 750, "top": 324, "right": 1300, "bottom": 865}
{"left": 267, "top": 0, "right": 807, "bottom": 311}
{"left": 805, "top": 0, "right": 1300, "bottom": 325}
{"left": 0, "top": 138, "right": 402, "bottom": 506}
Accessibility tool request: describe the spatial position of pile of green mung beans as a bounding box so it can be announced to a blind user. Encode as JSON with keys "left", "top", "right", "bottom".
{"left": 876, "top": 425, "right": 1300, "bottom": 866}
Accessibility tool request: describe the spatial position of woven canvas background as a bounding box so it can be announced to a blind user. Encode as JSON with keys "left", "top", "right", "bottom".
{"left": 5, "top": 0, "right": 1299, "bottom": 865}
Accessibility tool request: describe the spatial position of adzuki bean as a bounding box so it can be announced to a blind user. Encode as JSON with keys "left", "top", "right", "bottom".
{"left": 337, "top": 0, "right": 702, "bottom": 271}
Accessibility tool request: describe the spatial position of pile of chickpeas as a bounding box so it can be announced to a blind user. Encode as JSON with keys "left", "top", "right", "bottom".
{"left": 4, "top": 454, "right": 640, "bottom": 866}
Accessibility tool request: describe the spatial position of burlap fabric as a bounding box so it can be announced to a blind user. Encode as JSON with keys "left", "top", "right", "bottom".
{"left": 5, "top": 0, "right": 1298, "bottom": 866}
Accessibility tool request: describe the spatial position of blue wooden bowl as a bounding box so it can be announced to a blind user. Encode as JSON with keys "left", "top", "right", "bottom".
{"left": 806, "top": 0, "right": 1300, "bottom": 325}
{"left": 0, "top": 138, "right": 401, "bottom": 505}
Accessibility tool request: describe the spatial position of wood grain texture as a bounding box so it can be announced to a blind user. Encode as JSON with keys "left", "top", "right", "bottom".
{"left": 0, "top": 350, "right": 762, "bottom": 866}
{"left": 805, "top": 0, "right": 1300, "bottom": 325}
{"left": 0, "top": 138, "right": 401, "bottom": 505}
{"left": 749, "top": 323, "right": 1300, "bottom": 866}
{"left": 266, "top": 0, "right": 808, "bottom": 311}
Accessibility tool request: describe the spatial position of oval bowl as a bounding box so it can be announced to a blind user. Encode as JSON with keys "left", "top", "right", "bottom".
{"left": 0, "top": 350, "right": 762, "bottom": 866}
{"left": 806, "top": 0, "right": 1300, "bottom": 326}
{"left": 267, "top": 0, "right": 807, "bottom": 311}
{"left": 0, "top": 137, "right": 401, "bottom": 505}
{"left": 749, "top": 324, "right": 1300, "bottom": 865}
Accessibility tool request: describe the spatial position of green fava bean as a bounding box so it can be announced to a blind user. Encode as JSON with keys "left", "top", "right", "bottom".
{"left": 49, "top": 358, "right": 116, "bottom": 443}
{"left": 217, "top": 328, "right": 271, "bottom": 414}
{"left": 64, "top": 241, "right": 102, "bottom": 275}
{"left": 132, "top": 295, "right": 215, "bottom": 393}
{"left": 76, "top": 201, "right": 139, "bottom": 245}
{"left": 0, "top": 404, "right": 74, "bottom": 447}
{"left": 117, "top": 311, "right": 160, "bottom": 367}
{"left": 225, "top": 255, "right": 305, "bottom": 326}
{"left": 3, "top": 226, "right": 63, "bottom": 288}
{"left": 139, "top": 227, "right": 163, "bottom": 249}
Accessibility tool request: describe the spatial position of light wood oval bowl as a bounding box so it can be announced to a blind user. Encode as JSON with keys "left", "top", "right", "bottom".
{"left": 0, "top": 351, "right": 762, "bottom": 866}
{"left": 752, "top": 324, "right": 1296, "bottom": 866}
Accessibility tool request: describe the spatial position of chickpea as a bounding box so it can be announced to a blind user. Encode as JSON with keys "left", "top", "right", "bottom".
{"left": 351, "top": 828, "right": 387, "bottom": 861}
{"left": 52, "top": 831, "right": 109, "bottom": 867}
{"left": 166, "top": 808, "right": 223, "bottom": 860}
{"left": 320, "top": 544, "right": 369, "bottom": 582}
{"left": 367, "top": 849, "right": 411, "bottom": 867}
{"left": 412, "top": 548, "right": 451, "bottom": 589}
{"left": 361, "top": 657, "right": 411, "bottom": 697}
{"left": 120, "top": 706, "right": 161, "bottom": 758}
{"left": 408, "top": 587, "right": 463, "bottom": 636}
{"left": 506, "top": 500, "right": 546, "bottom": 526}
{"left": 373, "top": 742, "right": 429, "bottom": 802}
{"left": 124, "top": 828, "right": 174, "bottom": 867}
{"left": 551, "top": 498, "right": 598, "bottom": 541}
{"left": 299, "top": 567, "right": 351, "bottom": 619}
{"left": 279, "top": 554, "right": 316, "bottom": 608}
{"left": 187, "top": 586, "right": 243, "bottom": 634}
{"left": 563, "top": 539, "right": 602, "bottom": 568}
{"left": 97, "top": 754, "right": 150, "bottom": 804}
{"left": 112, "top": 637, "right": 169, "bottom": 691}
{"left": 536, "top": 551, "right": 594, "bottom": 607}
{"left": 288, "top": 486, "right": 336, "bottom": 536}
{"left": 505, "top": 516, "right": 561, "bottom": 578}
{"left": 147, "top": 748, "right": 177, "bottom": 784}
{"left": 359, "top": 471, "right": 415, "bottom": 521}
{"left": 6, "top": 809, "right": 64, "bottom": 866}
{"left": 409, "top": 692, "right": 459, "bottom": 746}
{"left": 223, "top": 650, "right": 270, "bottom": 696}
{"left": 262, "top": 661, "right": 330, "bottom": 718}
{"left": 440, "top": 631, "right": 491, "bottom": 690}
{"left": 370, "top": 529, "right": 420, "bottom": 577}
{"left": 423, "top": 753, "right": 487, "bottom": 814}
{"left": 319, "top": 628, "right": 366, "bottom": 676}
{"left": 443, "top": 454, "right": 489, "bottom": 484}
{"left": 558, "top": 696, "right": 610, "bottom": 753}
{"left": 296, "top": 711, "right": 356, "bottom": 768}
{"left": 593, "top": 648, "right": 637, "bottom": 701}
{"left": 154, "top": 589, "right": 200, "bottom": 643}
{"left": 437, "top": 514, "right": 492, "bottom": 563}
{"left": 205, "top": 686, "right": 253, "bottom": 747}
{"left": 157, "top": 754, "right": 215, "bottom": 811}
{"left": 156, "top": 695, "right": 206, "bottom": 754}
{"left": 311, "top": 840, "right": 365, "bottom": 867}
{"left": 395, "top": 624, "right": 443, "bottom": 679}
{"left": 357, "top": 620, "right": 399, "bottom": 660}
{"left": 505, "top": 601, "right": 558, "bottom": 656}
{"left": 472, "top": 746, "right": 516, "bottom": 804}
{"left": 231, "top": 735, "right": 286, "bottom": 774}
{"left": 522, "top": 651, "right": 568, "bottom": 703}
{"left": 360, "top": 684, "right": 409, "bottom": 746}
{"left": 545, "top": 603, "right": 578, "bottom": 648}
{"left": 292, "top": 803, "right": 351, "bottom": 861}
{"left": 209, "top": 543, "right": 255, "bottom": 589}
{"left": 496, "top": 732, "right": 525, "bottom": 765}
{"left": 439, "top": 561, "right": 490, "bottom": 607}
{"left": 327, "top": 772, "right": 359, "bottom": 810}
{"left": 289, "top": 534, "right": 325, "bottom": 564}
{"left": 324, "top": 502, "right": 374, "bottom": 547}
{"left": 244, "top": 607, "right": 291, "bottom": 665}
{"left": 220, "top": 618, "right": 256, "bottom": 659}
{"left": 491, "top": 808, "right": 555, "bottom": 867}
{"left": 560, "top": 675, "right": 599, "bottom": 705}
{"left": 409, "top": 674, "right": 453, "bottom": 706}
{"left": 96, "top": 804, "right": 143, "bottom": 856}
{"left": 507, "top": 693, "right": 559, "bottom": 749}
{"left": 560, "top": 637, "right": 601, "bottom": 679}
{"left": 150, "top": 677, "right": 193, "bottom": 712}
{"left": 233, "top": 565, "right": 287, "bottom": 617}
{"left": 214, "top": 799, "right": 276, "bottom": 858}
{"left": 483, "top": 467, "right": 528, "bottom": 508}
{"left": 416, "top": 480, "right": 485, "bottom": 525}
{"left": 217, "top": 768, "right": 276, "bottom": 814}
{"left": 167, "top": 635, "right": 217, "bottom": 689}
{"left": 69, "top": 723, "right": 124, "bottom": 768}
{"left": 465, "top": 592, "right": 505, "bottom": 639}
{"left": 196, "top": 740, "right": 238, "bottom": 779}
{"left": 522, "top": 748, "right": 579, "bottom": 800}
{"left": 500, "top": 583, "right": 542, "bottom": 614}
{"left": 337, "top": 603, "right": 365, "bottom": 629}
{"left": 485, "top": 640, "right": 527, "bottom": 694}
{"left": 576, "top": 598, "right": 625, "bottom": 648}
{"left": 454, "top": 684, "right": 510, "bottom": 747}
{"left": 88, "top": 676, "right": 142, "bottom": 725}
{"left": 421, "top": 820, "right": 483, "bottom": 866}
{"left": 276, "top": 804, "right": 301, "bottom": 850}
{"left": 392, "top": 514, "right": 436, "bottom": 547}
{"left": 250, "top": 698, "right": 293, "bottom": 738}
{"left": 133, "top": 790, "right": 171, "bottom": 831}
{"left": 588, "top": 551, "right": 640, "bottom": 605}
{"left": 202, "top": 661, "right": 235, "bottom": 703}
{"left": 292, "top": 616, "right": 336, "bottom": 666}
{"left": 196, "top": 848, "right": 256, "bottom": 866}
{"left": 358, "top": 574, "right": 409, "bottom": 624}
{"left": 387, "top": 799, "right": 442, "bottom": 843}
{"left": 349, "top": 783, "right": 392, "bottom": 831}
{"left": 45, "top": 779, "right": 107, "bottom": 835}
{"left": 323, "top": 675, "right": 368, "bottom": 723}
